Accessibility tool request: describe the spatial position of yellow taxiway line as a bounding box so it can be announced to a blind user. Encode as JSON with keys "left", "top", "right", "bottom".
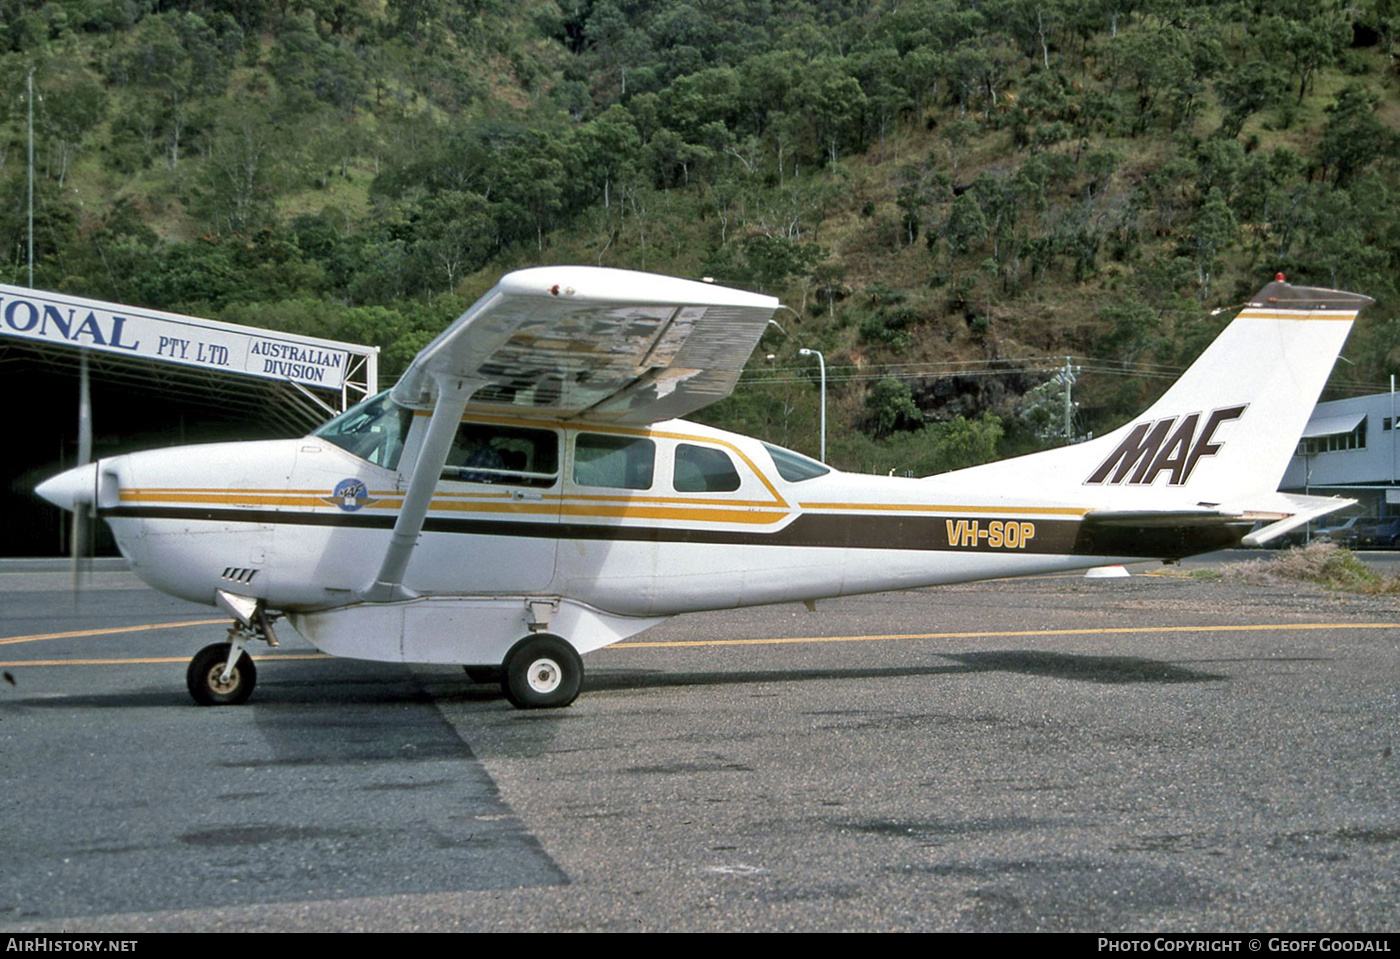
{"left": 0, "top": 619, "right": 227, "bottom": 646}
{"left": 615, "top": 622, "right": 1399, "bottom": 649}
{"left": 0, "top": 654, "right": 330, "bottom": 667}
{"left": 0, "top": 620, "right": 1394, "bottom": 669}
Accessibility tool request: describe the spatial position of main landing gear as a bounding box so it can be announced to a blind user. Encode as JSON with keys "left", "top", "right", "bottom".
{"left": 187, "top": 607, "right": 280, "bottom": 706}
{"left": 493, "top": 634, "right": 583, "bottom": 710}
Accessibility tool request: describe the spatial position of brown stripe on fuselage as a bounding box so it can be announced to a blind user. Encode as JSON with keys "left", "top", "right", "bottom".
{"left": 100, "top": 504, "right": 1250, "bottom": 559}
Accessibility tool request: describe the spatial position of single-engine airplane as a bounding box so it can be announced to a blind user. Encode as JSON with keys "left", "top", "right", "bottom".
{"left": 37, "top": 268, "right": 1369, "bottom": 709}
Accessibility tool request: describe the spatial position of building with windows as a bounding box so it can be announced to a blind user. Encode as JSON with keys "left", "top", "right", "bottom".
{"left": 1281, "top": 391, "right": 1400, "bottom": 517}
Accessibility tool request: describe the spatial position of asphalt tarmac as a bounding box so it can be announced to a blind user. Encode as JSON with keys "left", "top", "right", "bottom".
{"left": 0, "top": 555, "right": 1396, "bottom": 932}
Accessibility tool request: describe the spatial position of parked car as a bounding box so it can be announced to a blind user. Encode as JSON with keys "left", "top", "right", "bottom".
{"left": 1350, "top": 517, "right": 1400, "bottom": 549}
{"left": 1314, "top": 516, "right": 1365, "bottom": 546}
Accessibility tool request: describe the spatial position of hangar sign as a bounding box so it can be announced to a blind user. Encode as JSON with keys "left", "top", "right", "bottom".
{"left": 0, "top": 284, "right": 350, "bottom": 390}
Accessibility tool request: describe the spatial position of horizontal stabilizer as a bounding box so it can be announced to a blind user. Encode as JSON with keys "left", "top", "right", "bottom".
{"left": 1084, "top": 508, "right": 1249, "bottom": 528}
{"left": 1239, "top": 494, "right": 1358, "bottom": 547}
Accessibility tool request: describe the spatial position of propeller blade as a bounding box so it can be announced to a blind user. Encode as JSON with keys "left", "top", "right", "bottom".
{"left": 72, "top": 351, "right": 92, "bottom": 596}
{"left": 77, "top": 350, "right": 92, "bottom": 467}
{"left": 70, "top": 500, "right": 85, "bottom": 596}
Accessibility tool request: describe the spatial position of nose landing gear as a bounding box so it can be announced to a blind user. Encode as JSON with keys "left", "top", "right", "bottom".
{"left": 186, "top": 604, "right": 280, "bottom": 706}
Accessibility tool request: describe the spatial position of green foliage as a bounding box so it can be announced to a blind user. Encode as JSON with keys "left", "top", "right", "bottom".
{"left": 1016, "top": 377, "right": 1070, "bottom": 441}
{"left": 853, "top": 284, "right": 920, "bottom": 348}
{"left": 1318, "top": 83, "right": 1393, "bottom": 187}
{"left": 832, "top": 414, "right": 1003, "bottom": 476}
{"left": 865, "top": 376, "right": 923, "bottom": 437}
{"left": 4, "top": 0, "right": 1400, "bottom": 456}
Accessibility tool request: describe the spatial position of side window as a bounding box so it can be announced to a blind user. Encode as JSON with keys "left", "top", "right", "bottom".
{"left": 443, "top": 424, "right": 558, "bottom": 488}
{"left": 762, "top": 442, "right": 830, "bottom": 482}
{"left": 674, "top": 444, "right": 741, "bottom": 493}
{"left": 574, "top": 434, "right": 655, "bottom": 490}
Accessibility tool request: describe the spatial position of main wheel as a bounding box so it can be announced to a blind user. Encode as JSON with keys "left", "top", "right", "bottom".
{"left": 502, "top": 635, "right": 582, "bottom": 710}
{"left": 187, "top": 642, "right": 257, "bottom": 706}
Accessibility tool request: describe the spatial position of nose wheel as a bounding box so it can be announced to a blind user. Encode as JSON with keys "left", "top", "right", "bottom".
{"left": 186, "top": 606, "right": 279, "bottom": 706}
{"left": 187, "top": 642, "right": 257, "bottom": 705}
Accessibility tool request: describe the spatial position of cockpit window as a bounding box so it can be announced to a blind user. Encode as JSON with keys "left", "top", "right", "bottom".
{"left": 763, "top": 442, "right": 830, "bottom": 482}
{"left": 313, "top": 392, "right": 414, "bottom": 469}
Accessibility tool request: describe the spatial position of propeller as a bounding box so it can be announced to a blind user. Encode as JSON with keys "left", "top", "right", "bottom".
{"left": 71, "top": 350, "right": 93, "bottom": 595}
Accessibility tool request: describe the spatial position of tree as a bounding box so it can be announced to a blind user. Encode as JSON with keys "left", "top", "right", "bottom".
{"left": 580, "top": 105, "right": 642, "bottom": 211}
{"left": 1261, "top": 9, "right": 1348, "bottom": 104}
{"left": 33, "top": 63, "right": 107, "bottom": 188}
{"left": 412, "top": 190, "right": 496, "bottom": 293}
{"left": 940, "top": 117, "right": 979, "bottom": 173}
{"left": 201, "top": 103, "right": 283, "bottom": 235}
{"left": 106, "top": 13, "right": 235, "bottom": 170}
{"left": 798, "top": 62, "right": 866, "bottom": 171}
{"left": 1318, "top": 84, "right": 1392, "bottom": 187}
{"left": 866, "top": 377, "right": 923, "bottom": 437}
{"left": 1213, "top": 59, "right": 1287, "bottom": 140}
{"left": 941, "top": 192, "right": 989, "bottom": 258}
{"left": 1188, "top": 188, "right": 1237, "bottom": 300}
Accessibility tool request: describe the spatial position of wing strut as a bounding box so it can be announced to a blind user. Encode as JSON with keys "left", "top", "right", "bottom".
{"left": 358, "top": 375, "right": 475, "bottom": 603}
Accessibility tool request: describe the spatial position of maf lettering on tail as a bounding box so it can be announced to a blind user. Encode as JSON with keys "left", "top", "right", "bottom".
{"left": 1085, "top": 405, "right": 1246, "bottom": 487}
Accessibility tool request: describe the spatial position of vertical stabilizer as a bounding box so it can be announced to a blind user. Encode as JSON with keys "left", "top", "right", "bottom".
{"left": 943, "top": 278, "right": 1371, "bottom": 506}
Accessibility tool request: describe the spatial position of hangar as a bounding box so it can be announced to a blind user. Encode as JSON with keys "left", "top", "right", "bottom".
{"left": 3, "top": 283, "right": 378, "bottom": 557}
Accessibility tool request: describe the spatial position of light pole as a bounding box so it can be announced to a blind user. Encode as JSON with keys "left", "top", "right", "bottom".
{"left": 27, "top": 66, "right": 35, "bottom": 288}
{"left": 799, "top": 348, "right": 826, "bottom": 462}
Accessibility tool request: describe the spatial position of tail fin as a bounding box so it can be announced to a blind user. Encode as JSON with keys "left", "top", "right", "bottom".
{"left": 945, "top": 278, "right": 1371, "bottom": 508}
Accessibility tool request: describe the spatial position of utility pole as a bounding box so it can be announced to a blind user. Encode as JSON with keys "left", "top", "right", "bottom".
{"left": 1056, "top": 356, "right": 1081, "bottom": 443}
{"left": 27, "top": 66, "right": 35, "bottom": 288}
{"left": 799, "top": 348, "right": 827, "bottom": 462}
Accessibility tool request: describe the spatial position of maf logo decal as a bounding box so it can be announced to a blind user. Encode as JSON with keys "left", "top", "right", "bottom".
{"left": 1085, "top": 405, "right": 1246, "bottom": 487}
{"left": 324, "top": 477, "right": 379, "bottom": 511}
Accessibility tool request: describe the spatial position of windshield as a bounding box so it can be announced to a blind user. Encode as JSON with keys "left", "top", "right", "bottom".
{"left": 313, "top": 391, "right": 414, "bottom": 469}
{"left": 762, "top": 442, "right": 830, "bottom": 482}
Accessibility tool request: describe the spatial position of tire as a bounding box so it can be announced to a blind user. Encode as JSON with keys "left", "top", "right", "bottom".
{"left": 187, "top": 642, "right": 257, "bottom": 706}
{"left": 502, "top": 635, "right": 582, "bottom": 710}
{"left": 463, "top": 665, "right": 502, "bottom": 684}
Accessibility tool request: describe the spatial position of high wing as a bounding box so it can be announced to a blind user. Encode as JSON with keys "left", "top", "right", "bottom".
{"left": 362, "top": 266, "right": 780, "bottom": 602}
{"left": 391, "top": 266, "right": 781, "bottom": 424}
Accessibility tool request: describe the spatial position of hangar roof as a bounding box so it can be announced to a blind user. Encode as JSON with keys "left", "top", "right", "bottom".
{"left": 0, "top": 283, "right": 378, "bottom": 434}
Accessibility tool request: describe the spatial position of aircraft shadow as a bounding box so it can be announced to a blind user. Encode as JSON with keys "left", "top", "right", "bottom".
{"left": 581, "top": 649, "right": 1227, "bottom": 694}
{"left": 2, "top": 650, "right": 1227, "bottom": 713}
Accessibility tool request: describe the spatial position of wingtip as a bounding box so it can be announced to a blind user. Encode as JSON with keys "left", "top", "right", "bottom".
{"left": 1250, "top": 276, "right": 1375, "bottom": 311}
{"left": 497, "top": 265, "right": 779, "bottom": 308}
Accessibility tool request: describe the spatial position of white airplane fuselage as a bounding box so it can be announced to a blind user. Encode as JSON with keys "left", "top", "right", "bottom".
{"left": 76, "top": 411, "right": 1212, "bottom": 666}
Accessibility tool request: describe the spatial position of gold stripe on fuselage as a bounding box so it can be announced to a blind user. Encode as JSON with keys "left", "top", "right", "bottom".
{"left": 116, "top": 486, "right": 792, "bottom": 526}
{"left": 1235, "top": 310, "right": 1357, "bottom": 322}
{"left": 120, "top": 489, "right": 385, "bottom": 508}
{"left": 798, "top": 501, "right": 1090, "bottom": 517}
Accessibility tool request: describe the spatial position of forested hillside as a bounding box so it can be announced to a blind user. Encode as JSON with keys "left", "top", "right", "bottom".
{"left": 3, "top": 0, "right": 1399, "bottom": 472}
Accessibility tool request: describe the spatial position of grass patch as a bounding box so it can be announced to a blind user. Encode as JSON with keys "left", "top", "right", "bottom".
{"left": 1224, "top": 542, "right": 1400, "bottom": 594}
